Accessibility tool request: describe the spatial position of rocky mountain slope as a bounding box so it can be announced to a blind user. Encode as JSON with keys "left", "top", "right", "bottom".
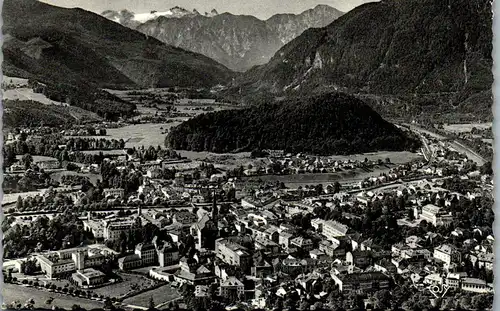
{"left": 103, "top": 5, "right": 343, "bottom": 71}
{"left": 228, "top": 0, "right": 493, "bottom": 121}
{"left": 3, "top": 0, "right": 234, "bottom": 89}
{"left": 102, "top": 6, "right": 219, "bottom": 27}
{"left": 165, "top": 92, "right": 421, "bottom": 155}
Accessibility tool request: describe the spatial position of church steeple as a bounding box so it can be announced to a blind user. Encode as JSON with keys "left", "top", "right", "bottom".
{"left": 211, "top": 190, "right": 218, "bottom": 221}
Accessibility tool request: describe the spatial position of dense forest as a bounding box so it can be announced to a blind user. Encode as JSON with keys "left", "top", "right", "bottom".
{"left": 165, "top": 93, "right": 421, "bottom": 155}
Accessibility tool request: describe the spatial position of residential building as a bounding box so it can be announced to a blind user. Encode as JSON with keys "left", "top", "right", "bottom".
{"left": 118, "top": 254, "right": 142, "bottom": 270}
{"left": 346, "top": 251, "right": 372, "bottom": 269}
{"left": 104, "top": 218, "right": 142, "bottom": 240}
{"left": 215, "top": 238, "right": 252, "bottom": 272}
{"left": 323, "top": 220, "right": 349, "bottom": 240}
{"left": 331, "top": 272, "right": 391, "bottom": 293}
{"left": 219, "top": 276, "right": 244, "bottom": 300}
{"left": 38, "top": 160, "right": 60, "bottom": 170}
{"left": 290, "top": 237, "right": 313, "bottom": 251}
{"left": 103, "top": 188, "right": 125, "bottom": 199}
{"left": 469, "top": 252, "right": 494, "bottom": 271}
{"left": 434, "top": 244, "right": 461, "bottom": 266}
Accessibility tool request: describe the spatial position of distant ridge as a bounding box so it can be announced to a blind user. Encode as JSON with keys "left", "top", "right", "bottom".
{"left": 3, "top": 0, "right": 235, "bottom": 89}
{"left": 228, "top": 0, "right": 493, "bottom": 121}
{"left": 102, "top": 5, "right": 344, "bottom": 71}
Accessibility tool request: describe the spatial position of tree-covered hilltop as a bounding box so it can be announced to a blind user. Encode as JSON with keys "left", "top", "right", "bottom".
{"left": 165, "top": 93, "right": 421, "bottom": 155}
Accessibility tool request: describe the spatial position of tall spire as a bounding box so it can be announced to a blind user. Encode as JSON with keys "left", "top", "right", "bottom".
{"left": 212, "top": 190, "right": 218, "bottom": 221}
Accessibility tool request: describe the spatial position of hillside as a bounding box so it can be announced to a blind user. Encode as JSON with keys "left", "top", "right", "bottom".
{"left": 3, "top": 100, "right": 102, "bottom": 128}
{"left": 165, "top": 93, "right": 421, "bottom": 155}
{"left": 2, "top": 0, "right": 234, "bottom": 89}
{"left": 104, "top": 5, "right": 343, "bottom": 71}
{"left": 228, "top": 0, "right": 493, "bottom": 121}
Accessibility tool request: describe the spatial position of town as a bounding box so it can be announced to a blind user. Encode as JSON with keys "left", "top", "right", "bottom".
{"left": 1, "top": 0, "right": 495, "bottom": 310}
{"left": 2, "top": 115, "right": 494, "bottom": 311}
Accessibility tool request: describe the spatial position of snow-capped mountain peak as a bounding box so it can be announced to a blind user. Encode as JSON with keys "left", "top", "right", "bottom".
{"left": 132, "top": 6, "right": 196, "bottom": 23}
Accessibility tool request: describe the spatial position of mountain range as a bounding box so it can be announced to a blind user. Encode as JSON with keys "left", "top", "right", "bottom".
{"left": 102, "top": 6, "right": 220, "bottom": 28}
{"left": 3, "top": 0, "right": 234, "bottom": 90}
{"left": 102, "top": 5, "right": 344, "bottom": 71}
{"left": 227, "top": 0, "right": 493, "bottom": 121}
{"left": 2, "top": 0, "right": 236, "bottom": 124}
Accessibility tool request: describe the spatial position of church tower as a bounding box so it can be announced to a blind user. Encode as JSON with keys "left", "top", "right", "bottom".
{"left": 211, "top": 190, "right": 218, "bottom": 222}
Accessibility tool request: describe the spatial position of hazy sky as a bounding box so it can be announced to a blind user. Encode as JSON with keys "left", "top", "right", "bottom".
{"left": 40, "top": 0, "right": 376, "bottom": 19}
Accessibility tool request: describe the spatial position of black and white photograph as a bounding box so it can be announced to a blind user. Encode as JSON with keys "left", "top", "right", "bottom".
{"left": 0, "top": 0, "right": 496, "bottom": 310}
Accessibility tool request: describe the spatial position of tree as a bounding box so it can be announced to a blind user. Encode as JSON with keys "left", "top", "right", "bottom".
{"left": 333, "top": 181, "right": 341, "bottom": 194}
{"left": 104, "top": 297, "right": 114, "bottom": 310}
{"left": 148, "top": 296, "right": 156, "bottom": 310}
{"left": 45, "top": 298, "right": 54, "bottom": 306}
{"left": 407, "top": 208, "right": 415, "bottom": 221}
{"left": 16, "top": 196, "right": 23, "bottom": 210}
{"left": 471, "top": 294, "right": 493, "bottom": 310}
{"left": 373, "top": 289, "right": 391, "bottom": 309}
{"left": 71, "top": 305, "right": 84, "bottom": 311}
{"left": 21, "top": 153, "right": 33, "bottom": 170}
{"left": 480, "top": 161, "right": 493, "bottom": 175}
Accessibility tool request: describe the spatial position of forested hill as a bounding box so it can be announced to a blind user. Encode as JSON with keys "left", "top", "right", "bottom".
{"left": 227, "top": 0, "right": 493, "bottom": 121}
{"left": 165, "top": 93, "right": 421, "bottom": 155}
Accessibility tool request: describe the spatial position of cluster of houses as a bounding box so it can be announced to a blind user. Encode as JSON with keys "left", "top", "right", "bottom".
{"left": 4, "top": 124, "right": 494, "bottom": 308}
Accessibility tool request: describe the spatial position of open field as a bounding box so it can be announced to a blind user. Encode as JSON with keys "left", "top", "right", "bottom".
{"left": 3, "top": 88, "right": 69, "bottom": 106}
{"left": 443, "top": 122, "right": 492, "bottom": 133}
{"left": 2, "top": 283, "right": 104, "bottom": 310}
{"left": 122, "top": 284, "right": 180, "bottom": 309}
{"left": 242, "top": 165, "right": 396, "bottom": 188}
{"left": 15, "top": 155, "right": 58, "bottom": 163}
{"left": 177, "top": 151, "right": 252, "bottom": 164}
{"left": 91, "top": 272, "right": 154, "bottom": 299}
{"left": 104, "top": 123, "right": 182, "bottom": 148}
{"left": 321, "top": 151, "right": 420, "bottom": 164}
{"left": 3, "top": 76, "right": 29, "bottom": 87}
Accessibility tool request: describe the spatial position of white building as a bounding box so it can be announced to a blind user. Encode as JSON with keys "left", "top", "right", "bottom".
{"left": 322, "top": 220, "right": 349, "bottom": 241}
{"left": 418, "top": 204, "right": 453, "bottom": 226}
{"left": 103, "top": 188, "right": 125, "bottom": 199}
{"left": 434, "top": 244, "right": 461, "bottom": 266}
{"left": 461, "top": 278, "right": 492, "bottom": 293}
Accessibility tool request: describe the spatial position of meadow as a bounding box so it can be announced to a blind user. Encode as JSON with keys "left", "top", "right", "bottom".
{"left": 122, "top": 284, "right": 180, "bottom": 309}
{"left": 443, "top": 122, "right": 492, "bottom": 133}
